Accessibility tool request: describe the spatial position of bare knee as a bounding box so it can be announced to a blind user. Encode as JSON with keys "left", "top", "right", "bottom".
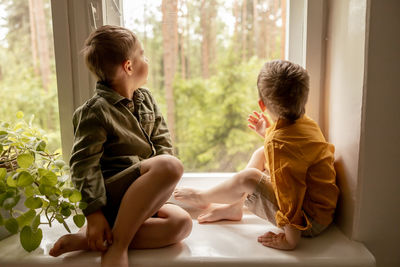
{"left": 152, "top": 155, "right": 184, "bottom": 182}
{"left": 163, "top": 207, "right": 192, "bottom": 244}
{"left": 236, "top": 168, "right": 263, "bottom": 193}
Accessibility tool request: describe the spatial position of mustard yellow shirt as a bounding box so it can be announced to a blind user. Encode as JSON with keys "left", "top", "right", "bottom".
{"left": 264, "top": 115, "right": 339, "bottom": 230}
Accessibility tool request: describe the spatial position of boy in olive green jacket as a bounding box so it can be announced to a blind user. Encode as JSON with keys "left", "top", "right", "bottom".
{"left": 49, "top": 25, "right": 192, "bottom": 267}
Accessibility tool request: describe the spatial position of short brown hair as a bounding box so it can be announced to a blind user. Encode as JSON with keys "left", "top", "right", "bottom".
{"left": 82, "top": 25, "right": 138, "bottom": 83}
{"left": 257, "top": 60, "right": 309, "bottom": 121}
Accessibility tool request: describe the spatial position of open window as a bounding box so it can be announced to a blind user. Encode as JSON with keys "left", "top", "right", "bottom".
{"left": 51, "top": 0, "right": 324, "bottom": 173}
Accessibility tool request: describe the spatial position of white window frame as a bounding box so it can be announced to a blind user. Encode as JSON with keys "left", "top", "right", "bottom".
{"left": 51, "top": 0, "right": 325, "bottom": 162}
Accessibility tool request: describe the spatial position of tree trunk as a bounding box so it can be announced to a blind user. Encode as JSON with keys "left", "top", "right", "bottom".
{"left": 253, "top": 0, "right": 259, "bottom": 57}
{"left": 200, "top": 0, "right": 209, "bottom": 78}
{"left": 28, "top": 0, "right": 38, "bottom": 75}
{"left": 280, "top": 0, "right": 286, "bottom": 59}
{"left": 179, "top": 0, "right": 186, "bottom": 79}
{"left": 31, "top": 0, "right": 50, "bottom": 92}
{"left": 233, "top": 0, "right": 240, "bottom": 54}
{"left": 162, "top": 0, "right": 178, "bottom": 146}
{"left": 241, "top": 0, "right": 247, "bottom": 61}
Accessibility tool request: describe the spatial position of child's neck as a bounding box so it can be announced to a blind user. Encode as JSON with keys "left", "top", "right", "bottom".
{"left": 112, "top": 78, "right": 139, "bottom": 100}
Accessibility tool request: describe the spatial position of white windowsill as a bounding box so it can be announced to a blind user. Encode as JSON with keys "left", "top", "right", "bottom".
{"left": 0, "top": 174, "right": 375, "bottom": 267}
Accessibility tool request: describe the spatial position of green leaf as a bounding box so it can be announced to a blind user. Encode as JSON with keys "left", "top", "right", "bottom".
{"left": 35, "top": 140, "right": 46, "bottom": 152}
{"left": 38, "top": 184, "right": 55, "bottom": 196}
{"left": 17, "top": 153, "right": 34, "bottom": 169}
{"left": 68, "top": 190, "right": 82, "bottom": 203}
{"left": 60, "top": 207, "right": 71, "bottom": 217}
{"left": 0, "top": 144, "right": 3, "bottom": 154}
{"left": 78, "top": 202, "right": 88, "bottom": 210}
{"left": 16, "top": 111, "right": 24, "bottom": 119}
{"left": 73, "top": 214, "right": 85, "bottom": 228}
{"left": 16, "top": 171, "right": 34, "bottom": 187}
{"left": 0, "top": 180, "right": 6, "bottom": 193}
{"left": 0, "top": 191, "right": 14, "bottom": 206}
{"left": 55, "top": 214, "right": 64, "bottom": 223}
{"left": 6, "top": 174, "right": 17, "bottom": 187}
{"left": 62, "top": 220, "right": 71, "bottom": 233}
{"left": 24, "top": 185, "right": 35, "bottom": 197}
{"left": 5, "top": 217, "right": 19, "bottom": 234}
{"left": 16, "top": 210, "right": 36, "bottom": 228}
{"left": 0, "top": 213, "right": 3, "bottom": 225}
{"left": 20, "top": 226, "right": 42, "bottom": 252}
{"left": 0, "top": 168, "right": 6, "bottom": 180}
{"left": 61, "top": 188, "right": 73, "bottom": 198}
{"left": 0, "top": 131, "right": 8, "bottom": 139}
{"left": 24, "top": 196, "right": 43, "bottom": 209}
{"left": 3, "top": 195, "right": 20, "bottom": 210}
{"left": 31, "top": 215, "right": 40, "bottom": 230}
{"left": 38, "top": 169, "right": 57, "bottom": 186}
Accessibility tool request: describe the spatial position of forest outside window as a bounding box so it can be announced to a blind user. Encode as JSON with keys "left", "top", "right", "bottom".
{"left": 123, "top": 0, "right": 287, "bottom": 172}
{"left": 0, "top": 0, "right": 61, "bottom": 152}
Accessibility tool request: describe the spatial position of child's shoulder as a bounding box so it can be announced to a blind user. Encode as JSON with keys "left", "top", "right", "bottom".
{"left": 73, "top": 93, "right": 105, "bottom": 119}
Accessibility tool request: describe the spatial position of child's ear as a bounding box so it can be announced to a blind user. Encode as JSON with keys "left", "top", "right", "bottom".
{"left": 258, "top": 99, "right": 266, "bottom": 112}
{"left": 123, "top": 59, "right": 134, "bottom": 75}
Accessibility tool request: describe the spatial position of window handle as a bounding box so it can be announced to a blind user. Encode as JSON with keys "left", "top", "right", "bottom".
{"left": 90, "top": 2, "right": 98, "bottom": 29}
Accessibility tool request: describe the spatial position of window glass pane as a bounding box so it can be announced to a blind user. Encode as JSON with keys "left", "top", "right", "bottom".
{"left": 0, "top": 0, "right": 60, "bottom": 152}
{"left": 123, "top": 0, "right": 287, "bottom": 172}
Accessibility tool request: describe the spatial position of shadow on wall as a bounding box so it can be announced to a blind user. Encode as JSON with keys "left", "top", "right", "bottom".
{"left": 333, "top": 157, "right": 356, "bottom": 237}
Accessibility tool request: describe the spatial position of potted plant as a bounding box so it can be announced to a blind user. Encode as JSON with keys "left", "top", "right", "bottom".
{"left": 0, "top": 112, "right": 86, "bottom": 252}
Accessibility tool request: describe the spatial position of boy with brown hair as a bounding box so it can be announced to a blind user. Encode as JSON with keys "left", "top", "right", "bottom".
{"left": 174, "top": 60, "right": 339, "bottom": 250}
{"left": 49, "top": 25, "right": 192, "bottom": 266}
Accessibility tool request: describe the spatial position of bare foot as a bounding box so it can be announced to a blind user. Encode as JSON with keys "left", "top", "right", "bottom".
{"left": 173, "top": 188, "right": 210, "bottom": 209}
{"left": 197, "top": 203, "right": 243, "bottom": 223}
{"left": 49, "top": 233, "right": 89, "bottom": 257}
{"left": 101, "top": 245, "right": 128, "bottom": 267}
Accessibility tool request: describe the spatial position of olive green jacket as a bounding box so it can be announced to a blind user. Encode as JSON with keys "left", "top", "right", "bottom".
{"left": 70, "top": 82, "right": 172, "bottom": 216}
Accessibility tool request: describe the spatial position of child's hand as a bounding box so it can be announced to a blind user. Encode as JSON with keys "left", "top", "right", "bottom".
{"left": 257, "top": 231, "right": 296, "bottom": 250}
{"left": 247, "top": 111, "right": 271, "bottom": 138}
{"left": 86, "top": 210, "right": 113, "bottom": 252}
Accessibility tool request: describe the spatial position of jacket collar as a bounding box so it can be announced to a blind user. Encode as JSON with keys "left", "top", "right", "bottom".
{"left": 95, "top": 82, "right": 146, "bottom": 106}
{"left": 95, "top": 82, "right": 125, "bottom": 105}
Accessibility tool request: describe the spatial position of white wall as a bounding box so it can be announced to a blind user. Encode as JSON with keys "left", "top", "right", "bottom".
{"left": 323, "top": 0, "right": 367, "bottom": 237}
{"left": 324, "top": 0, "right": 400, "bottom": 266}
{"left": 355, "top": 0, "right": 400, "bottom": 266}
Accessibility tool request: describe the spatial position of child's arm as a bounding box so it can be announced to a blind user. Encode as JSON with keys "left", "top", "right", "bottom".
{"left": 70, "top": 105, "right": 111, "bottom": 250}
{"left": 247, "top": 111, "right": 272, "bottom": 138}
{"left": 258, "top": 225, "right": 301, "bottom": 250}
{"left": 148, "top": 92, "right": 173, "bottom": 155}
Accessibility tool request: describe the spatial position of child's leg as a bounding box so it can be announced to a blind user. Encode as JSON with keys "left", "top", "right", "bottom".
{"left": 49, "top": 226, "right": 88, "bottom": 257}
{"left": 102, "top": 155, "right": 184, "bottom": 267}
{"left": 174, "top": 168, "right": 264, "bottom": 210}
{"left": 129, "top": 203, "right": 192, "bottom": 249}
{"left": 49, "top": 204, "right": 192, "bottom": 256}
{"left": 174, "top": 147, "right": 266, "bottom": 223}
{"left": 174, "top": 146, "right": 266, "bottom": 208}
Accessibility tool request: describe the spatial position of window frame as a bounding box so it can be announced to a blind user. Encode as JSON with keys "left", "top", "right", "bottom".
{"left": 51, "top": 0, "right": 325, "bottom": 162}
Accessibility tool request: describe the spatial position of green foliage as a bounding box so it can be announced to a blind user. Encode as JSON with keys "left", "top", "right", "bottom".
{"left": 0, "top": 0, "right": 60, "bottom": 153}
{"left": 0, "top": 113, "right": 86, "bottom": 252}
{"left": 175, "top": 55, "right": 265, "bottom": 171}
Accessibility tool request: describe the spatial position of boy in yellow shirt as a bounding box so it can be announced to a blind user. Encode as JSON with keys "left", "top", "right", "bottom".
{"left": 174, "top": 60, "right": 339, "bottom": 250}
{"left": 49, "top": 25, "right": 192, "bottom": 266}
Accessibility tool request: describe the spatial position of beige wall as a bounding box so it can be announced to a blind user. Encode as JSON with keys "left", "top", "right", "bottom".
{"left": 356, "top": 0, "right": 400, "bottom": 266}
{"left": 323, "top": 0, "right": 366, "bottom": 237}
{"left": 324, "top": 0, "right": 400, "bottom": 266}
